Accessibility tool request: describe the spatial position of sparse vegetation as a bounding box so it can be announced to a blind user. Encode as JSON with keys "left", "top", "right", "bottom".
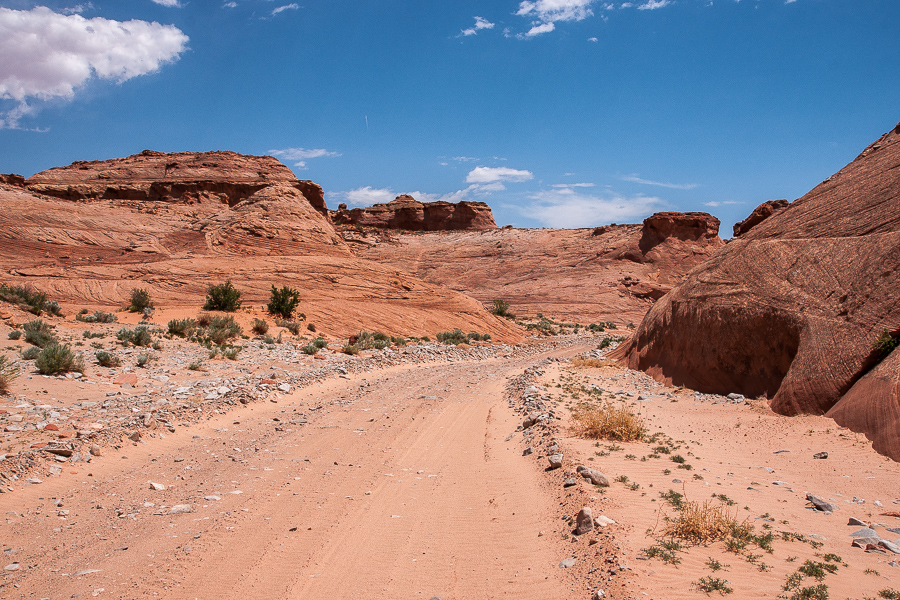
{"left": 0, "top": 283, "right": 59, "bottom": 316}
{"left": 205, "top": 315, "right": 242, "bottom": 345}
{"left": 222, "top": 347, "right": 241, "bottom": 360}
{"left": 127, "top": 288, "right": 153, "bottom": 313}
{"left": 301, "top": 344, "right": 319, "bottom": 355}
{"left": 267, "top": 285, "right": 301, "bottom": 319}
{"left": 276, "top": 319, "right": 301, "bottom": 335}
{"left": 0, "top": 355, "right": 19, "bottom": 394}
{"left": 117, "top": 326, "right": 152, "bottom": 347}
{"left": 23, "top": 319, "right": 56, "bottom": 348}
{"left": 35, "top": 343, "right": 84, "bottom": 375}
{"left": 95, "top": 351, "right": 120, "bottom": 367}
{"left": 136, "top": 353, "right": 151, "bottom": 367}
{"left": 7, "top": 330, "right": 21, "bottom": 340}
{"left": 663, "top": 498, "right": 743, "bottom": 545}
{"left": 307, "top": 322, "right": 316, "bottom": 332}
{"left": 21, "top": 346, "right": 40, "bottom": 360}
{"left": 695, "top": 576, "right": 733, "bottom": 595}
{"left": 188, "top": 360, "right": 203, "bottom": 371}
{"left": 437, "top": 329, "right": 468, "bottom": 345}
{"left": 251, "top": 318, "right": 269, "bottom": 335}
{"left": 570, "top": 400, "right": 646, "bottom": 442}
{"left": 168, "top": 318, "right": 197, "bottom": 338}
{"left": 203, "top": 281, "right": 242, "bottom": 312}
{"left": 874, "top": 329, "right": 899, "bottom": 356}
{"left": 879, "top": 589, "right": 900, "bottom": 600}
{"left": 572, "top": 357, "right": 616, "bottom": 368}
{"left": 491, "top": 298, "right": 510, "bottom": 317}
{"left": 76, "top": 310, "right": 117, "bottom": 324}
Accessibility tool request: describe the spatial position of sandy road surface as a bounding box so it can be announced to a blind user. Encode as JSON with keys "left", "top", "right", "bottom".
{"left": 1, "top": 350, "right": 588, "bottom": 600}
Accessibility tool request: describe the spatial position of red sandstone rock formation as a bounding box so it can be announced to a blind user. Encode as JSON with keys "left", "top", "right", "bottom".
{"left": 26, "top": 150, "right": 328, "bottom": 215}
{"left": 332, "top": 195, "right": 497, "bottom": 231}
{"left": 0, "top": 174, "right": 25, "bottom": 187}
{"left": 613, "top": 120, "right": 900, "bottom": 460}
{"left": 732, "top": 199, "right": 790, "bottom": 237}
{"left": 351, "top": 212, "right": 723, "bottom": 324}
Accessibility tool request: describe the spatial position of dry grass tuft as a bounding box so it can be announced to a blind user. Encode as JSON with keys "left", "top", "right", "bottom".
{"left": 663, "top": 499, "right": 743, "bottom": 545}
{"left": 0, "top": 355, "right": 19, "bottom": 395}
{"left": 570, "top": 401, "right": 646, "bottom": 442}
{"left": 572, "top": 357, "right": 618, "bottom": 368}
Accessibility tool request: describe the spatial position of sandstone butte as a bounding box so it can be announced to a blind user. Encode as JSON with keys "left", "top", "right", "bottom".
{"left": 348, "top": 211, "right": 723, "bottom": 325}
{"left": 613, "top": 120, "right": 900, "bottom": 460}
{"left": 0, "top": 151, "right": 523, "bottom": 340}
{"left": 331, "top": 194, "right": 497, "bottom": 231}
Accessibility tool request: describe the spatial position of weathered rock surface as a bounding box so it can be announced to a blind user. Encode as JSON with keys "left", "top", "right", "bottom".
{"left": 732, "top": 199, "right": 790, "bottom": 237}
{"left": 613, "top": 120, "right": 900, "bottom": 460}
{"left": 26, "top": 150, "right": 327, "bottom": 215}
{"left": 351, "top": 212, "right": 723, "bottom": 324}
{"left": 332, "top": 195, "right": 497, "bottom": 231}
{"left": 0, "top": 174, "right": 25, "bottom": 187}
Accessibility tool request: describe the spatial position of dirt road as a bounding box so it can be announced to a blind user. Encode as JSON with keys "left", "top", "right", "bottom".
{"left": 1, "top": 349, "right": 591, "bottom": 600}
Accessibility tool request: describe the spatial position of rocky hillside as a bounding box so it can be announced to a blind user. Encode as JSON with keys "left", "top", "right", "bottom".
{"left": 350, "top": 211, "right": 723, "bottom": 325}
{"left": 613, "top": 120, "right": 900, "bottom": 460}
{"left": 332, "top": 195, "right": 497, "bottom": 231}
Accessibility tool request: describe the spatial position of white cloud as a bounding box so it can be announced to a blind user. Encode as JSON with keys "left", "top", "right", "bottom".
{"left": 524, "top": 22, "right": 556, "bottom": 36}
{"left": 341, "top": 186, "right": 396, "bottom": 207}
{"left": 223, "top": 2, "right": 238, "bottom": 7}
{"left": 461, "top": 16, "right": 495, "bottom": 36}
{"left": 703, "top": 200, "right": 742, "bottom": 207}
{"left": 269, "top": 147, "right": 341, "bottom": 169}
{"left": 452, "top": 156, "right": 479, "bottom": 162}
{"left": 588, "top": 36, "right": 598, "bottom": 42}
{"left": 271, "top": 3, "right": 299, "bottom": 16}
{"left": 621, "top": 174, "right": 698, "bottom": 190}
{"left": 466, "top": 166, "right": 534, "bottom": 184}
{"left": 524, "top": 188, "right": 663, "bottom": 228}
{"left": 152, "top": 0, "right": 181, "bottom": 7}
{"left": 0, "top": 7, "right": 188, "bottom": 129}
{"left": 637, "top": 0, "right": 671, "bottom": 9}
{"left": 62, "top": 3, "right": 94, "bottom": 14}
{"left": 517, "top": 0, "right": 596, "bottom": 23}
{"left": 552, "top": 182, "right": 595, "bottom": 188}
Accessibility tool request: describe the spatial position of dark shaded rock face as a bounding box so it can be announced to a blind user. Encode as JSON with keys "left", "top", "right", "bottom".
{"left": 638, "top": 212, "right": 722, "bottom": 253}
{"left": 25, "top": 150, "right": 327, "bottom": 215}
{"left": 732, "top": 199, "right": 790, "bottom": 237}
{"left": 0, "top": 174, "right": 25, "bottom": 187}
{"left": 612, "top": 120, "right": 900, "bottom": 460}
{"left": 331, "top": 195, "right": 497, "bottom": 231}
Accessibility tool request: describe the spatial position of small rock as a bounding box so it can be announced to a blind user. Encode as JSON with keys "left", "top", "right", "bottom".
{"left": 850, "top": 527, "right": 879, "bottom": 538}
{"left": 128, "top": 431, "right": 142, "bottom": 442}
{"left": 90, "top": 445, "right": 102, "bottom": 456}
{"left": 204, "top": 495, "right": 221, "bottom": 501}
{"left": 563, "top": 478, "right": 577, "bottom": 487}
{"left": 880, "top": 539, "right": 900, "bottom": 554}
{"left": 522, "top": 447, "right": 533, "bottom": 456}
{"left": 595, "top": 515, "right": 616, "bottom": 527}
{"left": 813, "top": 451, "right": 828, "bottom": 459}
{"left": 168, "top": 504, "right": 192, "bottom": 515}
{"left": 548, "top": 454, "right": 563, "bottom": 469}
{"left": 576, "top": 466, "right": 610, "bottom": 487}
{"left": 277, "top": 383, "right": 291, "bottom": 393}
{"left": 848, "top": 517, "right": 867, "bottom": 526}
{"left": 575, "top": 507, "right": 594, "bottom": 535}
{"left": 593, "top": 590, "right": 606, "bottom": 600}
{"left": 807, "top": 493, "right": 837, "bottom": 513}
{"left": 149, "top": 482, "right": 165, "bottom": 491}
{"left": 4, "top": 563, "right": 19, "bottom": 571}
{"left": 558, "top": 557, "right": 577, "bottom": 568}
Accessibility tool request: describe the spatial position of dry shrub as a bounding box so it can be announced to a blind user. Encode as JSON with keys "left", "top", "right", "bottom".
{"left": 570, "top": 401, "right": 646, "bottom": 442}
{"left": 664, "top": 499, "right": 743, "bottom": 545}
{"left": 572, "top": 357, "right": 617, "bottom": 368}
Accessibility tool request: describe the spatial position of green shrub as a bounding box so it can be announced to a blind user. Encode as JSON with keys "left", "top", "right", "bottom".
{"left": 874, "top": 329, "right": 900, "bottom": 356}
{"left": 267, "top": 285, "right": 300, "bottom": 319}
{"left": 76, "top": 311, "right": 117, "bottom": 324}
{"left": 128, "top": 288, "right": 153, "bottom": 313}
{"left": 301, "top": 344, "right": 318, "bottom": 355}
{"left": 95, "top": 351, "right": 120, "bottom": 367}
{"left": 196, "top": 312, "right": 213, "bottom": 327}
{"left": 35, "top": 343, "right": 84, "bottom": 375}
{"left": 7, "top": 330, "right": 21, "bottom": 340}
{"left": 695, "top": 576, "right": 733, "bottom": 595}
{"left": 313, "top": 337, "right": 327, "bottom": 349}
{"left": 0, "top": 355, "right": 19, "bottom": 394}
{"left": 491, "top": 299, "right": 510, "bottom": 316}
{"left": 276, "top": 319, "right": 300, "bottom": 335}
{"left": 23, "top": 320, "right": 56, "bottom": 348}
{"left": 188, "top": 361, "right": 203, "bottom": 371}
{"left": 203, "top": 281, "right": 242, "bottom": 312}
{"left": 117, "top": 326, "right": 152, "bottom": 347}
{"left": 136, "top": 353, "right": 150, "bottom": 368}
{"left": 251, "top": 318, "right": 269, "bottom": 335}
{"left": 0, "top": 284, "right": 49, "bottom": 315}
{"left": 307, "top": 323, "right": 316, "bottom": 332}
{"left": 222, "top": 347, "right": 241, "bottom": 360}
{"left": 373, "top": 339, "right": 390, "bottom": 350}
{"left": 437, "top": 329, "right": 467, "bottom": 345}
{"left": 207, "top": 315, "right": 242, "bottom": 345}
{"left": 21, "top": 346, "right": 40, "bottom": 360}
{"left": 168, "top": 318, "right": 197, "bottom": 338}
{"left": 373, "top": 332, "right": 389, "bottom": 341}
{"left": 43, "top": 301, "right": 63, "bottom": 316}
{"left": 342, "top": 344, "right": 359, "bottom": 355}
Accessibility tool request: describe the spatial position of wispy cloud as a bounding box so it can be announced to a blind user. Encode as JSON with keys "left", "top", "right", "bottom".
{"left": 461, "top": 16, "right": 495, "bottom": 36}
{"left": 703, "top": 200, "right": 743, "bottom": 207}
{"left": 621, "top": 174, "right": 698, "bottom": 190}
{"left": 637, "top": 0, "right": 670, "bottom": 9}
{"left": 552, "top": 182, "right": 595, "bottom": 188}
{"left": 223, "top": 1, "right": 238, "bottom": 7}
{"left": 466, "top": 166, "right": 533, "bottom": 184}
{"left": 62, "top": 3, "right": 94, "bottom": 14}
{"left": 269, "top": 147, "right": 341, "bottom": 169}
{"left": 523, "top": 188, "right": 662, "bottom": 228}
{"left": 516, "top": 0, "right": 595, "bottom": 36}
{"left": 271, "top": 3, "right": 299, "bottom": 16}
{"left": 0, "top": 6, "right": 188, "bottom": 129}
{"left": 152, "top": 0, "right": 182, "bottom": 7}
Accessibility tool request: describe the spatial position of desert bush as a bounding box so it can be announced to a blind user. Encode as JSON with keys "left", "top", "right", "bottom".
{"left": 23, "top": 320, "right": 56, "bottom": 348}
{"left": 21, "top": 346, "right": 40, "bottom": 360}
{"left": 663, "top": 498, "right": 743, "bottom": 545}
{"left": 77, "top": 311, "right": 117, "bottom": 324}
{"left": 342, "top": 344, "right": 359, "bottom": 355}
{"left": 436, "top": 329, "right": 467, "bottom": 345}
{"left": 874, "top": 329, "right": 900, "bottom": 356}
{"left": 391, "top": 336, "right": 407, "bottom": 346}
{"left": 7, "top": 330, "right": 21, "bottom": 340}
{"left": 695, "top": 576, "right": 733, "bottom": 595}
{"left": 188, "top": 361, "right": 203, "bottom": 371}
{"left": 301, "top": 344, "right": 318, "bottom": 355}
{"left": 570, "top": 401, "right": 646, "bottom": 442}
{"left": 0, "top": 355, "right": 19, "bottom": 395}
{"left": 35, "top": 343, "right": 84, "bottom": 375}
{"left": 572, "top": 357, "right": 617, "bottom": 368}
{"left": 168, "top": 318, "right": 197, "bottom": 338}
{"left": 267, "top": 285, "right": 300, "bottom": 319}
{"left": 136, "top": 353, "right": 151, "bottom": 367}
{"left": 373, "top": 339, "right": 390, "bottom": 350}
{"left": 313, "top": 337, "right": 327, "bottom": 349}
{"left": 0, "top": 283, "right": 49, "bottom": 315}
{"left": 251, "top": 318, "right": 269, "bottom": 335}
{"left": 127, "top": 288, "right": 153, "bottom": 313}
{"left": 117, "top": 326, "right": 152, "bottom": 347}
{"left": 307, "top": 323, "right": 316, "bottom": 332}
{"left": 491, "top": 299, "right": 510, "bottom": 317}
{"left": 276, "top": 319, "right": 300, "bottom": 335}
{"left": 43, "top": 301, "right": 63, "bottom": 316}
{"left": 196, "top": 312, "right": 213, "bottom": 327}
{"left": 373, "top": 332, "right": 389, "bottom": 341}
{"left": 95, "top": 351, "right": 120, "bottom": 367}
{"left": 203, "top": 281, "right": 241, "bottom": 312}
{"left": 207, "top": 315, "right": 242, "bottom": 345}
{"left": 222, "top": 347, "right": 241, "bottom": 360}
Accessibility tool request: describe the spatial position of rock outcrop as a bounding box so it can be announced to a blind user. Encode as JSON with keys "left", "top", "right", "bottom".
{"left": 26, "top": 150, "right": 328, "bottom": 215}
{"left": 332, "top": 195, "right": 497, "bottom": 231}
{"left": 0, "top": 174, "right": 25, "bottom": 187}
{"left": 349, "top": 212, "right": 723, "bottom": 324}
{"left": 612, "top": 120, "right": 900, "bottom": 460}
{"left": 732, "top": 199, "right": 790, "bottom": 237}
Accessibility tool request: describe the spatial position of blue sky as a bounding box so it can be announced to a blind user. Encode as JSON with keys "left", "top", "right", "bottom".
{"left": 1, "top": 0, "right": 898, "bottom": 234}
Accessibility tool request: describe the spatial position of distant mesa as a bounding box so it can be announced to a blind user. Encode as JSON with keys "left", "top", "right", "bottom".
{"left": 732, "top": 199, "right": 790, "bottom": 237}
{"left": 331, "top": 194, "right": 497, "bottom": 231}
{"left": 638, "top": 211, "right": 722, "bottom": 253}
{"left": 25, "top": 150, "right": 328, "bottom": 216}
{"left": 613, "top": 119, "right": 900, "bottom": 461}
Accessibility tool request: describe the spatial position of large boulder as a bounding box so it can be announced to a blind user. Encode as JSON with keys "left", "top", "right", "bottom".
{"left": 732, "top": 199, "right": 790, "bottom": 237}
{"left": 612, "top": 120, "right": 900, "bottom": 459}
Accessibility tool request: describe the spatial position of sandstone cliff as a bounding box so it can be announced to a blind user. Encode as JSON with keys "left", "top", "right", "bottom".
{"left": 332, "top": 195, "right": 497, "bottom": 231}
{"left": 613, "top": 121, "right": 900, "bottom": 460}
